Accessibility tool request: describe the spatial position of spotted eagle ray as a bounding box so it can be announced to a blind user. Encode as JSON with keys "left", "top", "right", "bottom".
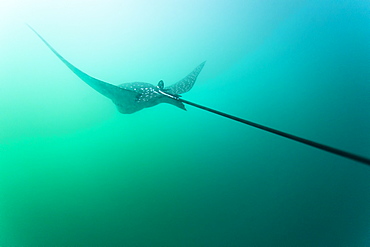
{"left": 28, "top": 25, "right": 205, "bottom": 114}
{"left": 29, "top": 26, "right": 370, "bottom": 166}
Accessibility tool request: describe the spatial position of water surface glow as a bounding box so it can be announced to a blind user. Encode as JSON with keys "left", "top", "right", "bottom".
{"left": 1, "top": 0, "right": 369, "bottom": 246}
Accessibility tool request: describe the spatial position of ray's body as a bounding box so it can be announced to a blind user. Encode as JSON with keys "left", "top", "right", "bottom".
{"left": 28, "top": 25, "right": 205, "bottom": 114}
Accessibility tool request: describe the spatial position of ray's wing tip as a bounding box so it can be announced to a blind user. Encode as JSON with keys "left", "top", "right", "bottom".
{"left": 26, "top": 24, "right": 38, "bottom": 34}
{"left": 195, "top": 61, "right": 206, "bottom": 72}
{"left": 27, "top": 24, "right": 46, "bottom": 44}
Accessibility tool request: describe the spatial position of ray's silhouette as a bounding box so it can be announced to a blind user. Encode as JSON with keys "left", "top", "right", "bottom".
{"left": 29, "top": 25, "right": 370, "bottom": 166}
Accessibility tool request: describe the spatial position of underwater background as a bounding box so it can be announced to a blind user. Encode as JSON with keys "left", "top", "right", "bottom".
{"left": 1, "top": 0, "right": 369, "bottom": 246}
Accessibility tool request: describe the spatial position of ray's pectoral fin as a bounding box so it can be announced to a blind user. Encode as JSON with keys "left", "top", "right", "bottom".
{"left": 165, "top": 61, "right": 206, "bottom": 95}
{"left": 28, "top": 25, "right": 139, "bottom": 102}
{"left": 157, "top": 62, "right": 206, "bottom": 111}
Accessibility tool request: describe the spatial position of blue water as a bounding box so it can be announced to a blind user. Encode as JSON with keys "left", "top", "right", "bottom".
{"left": 1, "top": 0, "right": 369, "bottom": 246}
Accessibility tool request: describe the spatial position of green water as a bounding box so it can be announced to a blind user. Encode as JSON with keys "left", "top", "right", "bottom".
{"left": 1, "top": 0, "right": 370, "bottom": 246}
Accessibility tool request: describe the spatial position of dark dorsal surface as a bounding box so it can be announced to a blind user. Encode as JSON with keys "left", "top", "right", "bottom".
{"left": 165, "top": 61, "right": 206, "bottom": 95}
